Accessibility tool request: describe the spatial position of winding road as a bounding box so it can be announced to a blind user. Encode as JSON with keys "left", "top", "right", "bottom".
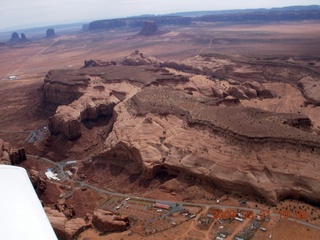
{"left": 27, "top": 154, "right": 320, "bottom": 233}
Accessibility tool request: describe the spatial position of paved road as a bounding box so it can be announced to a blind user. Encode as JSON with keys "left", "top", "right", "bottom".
{"left": 27, "top": 154, "right": 320, "bottom": 231}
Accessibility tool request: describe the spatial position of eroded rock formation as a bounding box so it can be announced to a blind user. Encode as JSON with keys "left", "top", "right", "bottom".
{"left": 45, "top": 208, "right": 90, "bottom": 240}
{"left": 298, "top": 76, "right": 320, "bottom": 105}
{"left": 48, "top": 97, "right": 116, "bottom": 140}
{"left": 20, "top": 33, "right": 30, "bottom": 43}
{"left": 0, "top": 139, "right": 11, "bottom": 165}
{"left": 42, "top": 58, "right": 188, "bottom": 140}
{"left": 138, "top": 21, "right": 161, "bottom": 36}
{"left": 29, "top": 169, "right": 46, "bottom": 194}
{"left": 7, "top": 32, "right": 31, "bottom": 45}
{"left": 8, "top": 32, "right": 20, "bottom": 45}
{"left": 92, "top": 209, "right": 129, "bottom": 232}
{"left": 82, "top": 59, "right": 116, "bottom": 68}
{"left": 122, "top": 50, "right": 162, "bottom": 66}
{"left": 40, "top": 52, "right": 320, "bottom": 205}
{"left": 46, "top": 28, "right": 56, "bottom": 38}
{"left": 0, "top": 139, "right": 26, "bottom": 165}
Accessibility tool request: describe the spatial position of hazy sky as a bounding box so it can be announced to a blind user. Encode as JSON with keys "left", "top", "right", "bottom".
{"left": 1, "top": 0, "right": 319, "bottom": 31}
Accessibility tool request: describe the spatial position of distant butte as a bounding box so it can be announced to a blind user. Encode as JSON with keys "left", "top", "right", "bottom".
{"left": 138, "top": 21, "right": 162, "bottom": 36}
{"left": 7, "top": 32, "right": 31, "bottom": 45}
{"left": 46, "top": 28, "right": 57, "bottom": 38}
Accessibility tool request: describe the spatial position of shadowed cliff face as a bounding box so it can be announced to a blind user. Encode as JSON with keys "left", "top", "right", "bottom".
{"left": 40, "top": 52, "right": 320, "bottom": 205}
{"left": 0, "top": 139, "right": 26, "bottom": 165}
{"left": 138, "top": 21, "right": 161, "bottom": 36}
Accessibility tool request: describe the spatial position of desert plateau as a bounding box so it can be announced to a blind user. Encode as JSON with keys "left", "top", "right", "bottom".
{"left": 1, "top": 5, "right": 320, "bottom": 240}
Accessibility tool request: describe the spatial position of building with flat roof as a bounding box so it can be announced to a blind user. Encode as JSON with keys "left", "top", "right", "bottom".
{"left": 153, "top": 203, "right": 171, "bottom": 210}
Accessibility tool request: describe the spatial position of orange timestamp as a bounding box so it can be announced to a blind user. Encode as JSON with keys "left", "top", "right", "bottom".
{"left": 211, "top": 209, "right": 309, "bottom": 220}
{"left": 212, "top": 209, "right": 271, "bottom": 220}
{"left": 278, "top": 209, "right": 308, "bottom": 220}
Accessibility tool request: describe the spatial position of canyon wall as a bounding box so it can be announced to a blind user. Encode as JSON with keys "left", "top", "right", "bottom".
{"left": 40, "top": 52, "right": 320, "bottom": 205}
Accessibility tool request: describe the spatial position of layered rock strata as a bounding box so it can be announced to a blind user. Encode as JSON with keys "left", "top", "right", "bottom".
{"left": 43, "top": 61, "right": 188, "bottom": 140}
{"left": 41, "top": 52, "right": 320, "bottom": 205}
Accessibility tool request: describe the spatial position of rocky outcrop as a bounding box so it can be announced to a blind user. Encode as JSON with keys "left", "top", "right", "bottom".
{"left": 99, "top": 85, "right": 320, "bottom": 204}
{"left": 92, "top": 209, "right": 129, "bottom": 233}
{"left": 20, "top": 33, "right": 30, "bottom": 43}
{"left": 0, "top": 139, "right": 26, "bottom": 165}
{"left": 138, "top": 21, "right": 161, "bottom": 36}
{"left": 48, "top": 97, "right": 115, "bottom": 140}
{"left": 42, "top": 59, "right": 193, "bottom": 140}
{"left": 42, "top": 70, "right": 90, "bottom": 105}
{"left": 49, "top": 106, "right": 82, "bottom": 139}
{"left": 298, "top": 76, "right": 320, "bottom": 105}
{"left": 46, "top": 207, "right": 128, "bottom": 239}
{"left": 212, "top": 87, "right": 226, "bottom": 98}
{"left": 226, "top": 86, "right": 248, "bottom": 99}
{"left": 283, "top": 117, "right": 312, "bottom": 130}
{"left": 121, "top": 50, "right": 162, "bottom": 66}
{"left": 7, "top": 32, "right": 31, "bottom": 45}
{"left": 10, "top": 148, "right": 26, "bottom": 164}
{"left": 160, "top": 61, "right": 202, "bottom": 74}
{"left": 45, "top": 208, "right": 68, "bottom": 239}
{"left": 224, "top": 83, "right": 273, "bottom": 100}
{"left": 40, "top": 52, "right": 320, "bottom": 206}
{"left": 0, "top": 139, "right": 10, "bottom": 165}
{"left": 131, "top": 87, "right": 320, "bottom": 147}
{"left": 45, "top": 208, "right": 90, "bottom": 240}
{"left": 64, "top": 218, "right": 90, "bottom": 240}
{"left": 82, "top": 59, "right": 116, "bottom": 68}
{"left": 55, "top": 199, "right": 75, "bottom": 219}
{"left": 243, "top": 81, "right": 274, "bottom": 98}
{"left": 29, "top": 169, "right": 46, "bottom": 194}
{"left": 7, "top": 32, "right": 20, "bottom": 45}
{"left": 46, "top": 28, "right": 56, "bottom": 38}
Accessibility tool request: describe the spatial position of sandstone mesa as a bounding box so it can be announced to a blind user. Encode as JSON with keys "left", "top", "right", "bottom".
{"left": 37, "top": 51, "right": 320, "bottom": 207}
